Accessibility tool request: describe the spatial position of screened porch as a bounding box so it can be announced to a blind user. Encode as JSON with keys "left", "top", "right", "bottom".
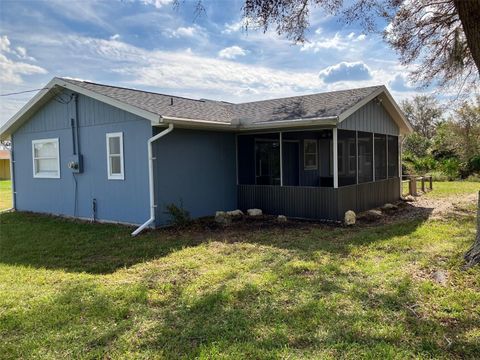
{"left": 236, "top": 129, "right": 401, "bottom": 220}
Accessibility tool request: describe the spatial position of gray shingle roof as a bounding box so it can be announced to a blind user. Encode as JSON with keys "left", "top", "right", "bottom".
{"left": 60, "top": 78, "right": 381, "bottom": 125}
{"left": 60, "top": 78, "right": 233, "bottom": 123}
{"left": 231, "top": 86, "right": 381, "bottom": 125}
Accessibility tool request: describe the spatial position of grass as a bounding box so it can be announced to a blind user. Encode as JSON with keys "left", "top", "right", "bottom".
{"left": 0, "top": 180, "right": 12, "bottom": 211}
{"left": 401, "top": 179, "right": 479, "bottom": 199}
{"left": 425, "top": 181, "right": 480, "bottom": 199}
{"left": 0, "top": 182, "right": 479, "bottom": 359}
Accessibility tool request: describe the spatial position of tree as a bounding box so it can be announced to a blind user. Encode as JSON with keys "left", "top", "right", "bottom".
{"left": 242, "top": 0, "right": 480, "bottom": 93}
{"left": 401, "top": 95, "right": 442, "bottom": 139}
{"left": 453, "top": 96, "right": 480, "bottom": 163}
{"left": 464, "top": 191, "right": 480, "bottom": 268}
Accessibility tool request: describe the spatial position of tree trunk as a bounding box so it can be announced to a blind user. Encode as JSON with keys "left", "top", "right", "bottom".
{"left": 464, "top": 191, "right": 480, "bottom": 268}
{"left": 453, "top": 0, "right": 480, "bottom": 74}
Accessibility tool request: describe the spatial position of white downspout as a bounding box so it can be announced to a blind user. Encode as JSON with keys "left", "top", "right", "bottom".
{"left": 132, "top": 123, "right": 174, "bottom": 236}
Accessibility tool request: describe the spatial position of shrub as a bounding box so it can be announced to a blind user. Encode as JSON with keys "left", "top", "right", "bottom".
{"left": 439, "top": 158, "right": 461, "bottom": 180}
{"left": 466, "top": 173, "right": 480, "bottom": 182}
{"left": 427, "top": 171, "right": 450, "bottom": 182}
{"left": 163, "top": 201, "right": 191, "bottom": 227}
{"left": 468, "top": 155, "right": 480, "bottom": 173}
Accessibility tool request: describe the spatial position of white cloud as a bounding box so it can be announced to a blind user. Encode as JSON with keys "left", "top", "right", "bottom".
{"left": 0, "top": 35, "right": 46, "bottom": 84}
{"left": 141, "top": 0, "right": 173, "bottom": 8}
{"left": 218, "top": 46, "right": 247, "bottom": 59}
{"left": 223, "top": 20, "right": 244, "bottom": 34}
{"left": 0, "top": 35, "right": 11, "bottom": 53}
{"left": 319, "top": 62, "right": 373, "bottom": 83}
{"left": 222, "top": 18, "right": 262, "bottom": 34}
{"left": 65, "top": 36, "right": 322, "bottom": 101}
{"left": 0, "top": 54, "right": 47, "bottom": 84}
{"left": 164, "top": 25, "right": 206, "bottom": 39}
{"left": 301, "top": 31, "right": 367, "bottom": 53}
{"left": 110, "top": 34, "right": 120, "bottom": 41}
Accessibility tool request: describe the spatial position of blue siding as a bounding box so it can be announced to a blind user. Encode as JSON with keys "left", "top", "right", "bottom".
{"left": 339, "top": 99, "right": 399, "bottom": 135}
{"left": 153, "top": 128, "right": 237, "bottom": 225}
{"left": 12, "top": 91, "right": 151, "bottom": 225}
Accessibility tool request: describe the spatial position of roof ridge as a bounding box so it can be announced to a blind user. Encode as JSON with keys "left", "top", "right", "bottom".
{"left": 233, "top": 85, "right": 384, "bottom": 106}
{"left": 59, "top": 77, "right": 211, "bottom": 104}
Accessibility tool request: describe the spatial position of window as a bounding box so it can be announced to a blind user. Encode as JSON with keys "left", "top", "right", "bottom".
{"left": 255, "top": 139, "right": 280, "bottom": 185}
{"left": 374, "top": 134, "right": 387, "bottom": 180}
{"left": 388, "top": 135, "right": 399, "bottom": 178}
{"left": 358, "top": 132, "right": 373, "bottom": 183}
{"left": 304, "top": 139, "right": 318, "bottom": 170}
{"left": 32, "top": 138, "right": 60, "bottom": 178}
{"left": 106, "top": 132, "right": 124, "bottom": 180}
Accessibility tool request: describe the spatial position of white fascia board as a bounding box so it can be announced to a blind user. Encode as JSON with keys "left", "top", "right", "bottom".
{"left": 380, "top": 88, "right": 414, "bottom": 134}
{"left": 0, "top": 78, "right": 162, "bottom": 140}
{"left": 237, "top": 116, "right": 338, "bottom": 131}
{"left": 160, "top": 116, "right": 232, "bottom": 126}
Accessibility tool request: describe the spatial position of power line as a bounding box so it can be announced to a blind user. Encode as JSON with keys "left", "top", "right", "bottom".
{"left": 0, "top": 88, "right": 49, "bottom": 97}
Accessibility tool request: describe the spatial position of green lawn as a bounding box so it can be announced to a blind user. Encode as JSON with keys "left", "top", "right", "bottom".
{"left": 0, "top": 183, "right": 479, "bottom": 359}
{"left": 425, "top": 181, "right": 480, "bottom": 199}
{"left": 401, "top": 179, "right": 479, "bottom": 198}
{"left": 0, "top": 180, "right": 12, "bottom": 211}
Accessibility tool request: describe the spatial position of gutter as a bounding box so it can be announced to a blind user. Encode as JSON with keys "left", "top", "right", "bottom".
{"left": 237, "top": 116, "right": 339, "bottom": 131}
{"left": 131, "top": 123, "right": 174, "bottom": 236}
{"left": 9, "top": 145, "right": 15, "bottom": 211}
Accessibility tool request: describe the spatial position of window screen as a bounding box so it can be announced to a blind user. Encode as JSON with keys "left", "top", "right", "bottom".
{"left": 374, "top": 134, "right": 387, "bottom": 180}
{"left": 32, "top": 138, "right": 60, "bottom": 178}
{"left": 358, "top": 132, "right": 373, "bottom": 183}
{"left": 338, "top": 130, "right": 357, "bottom": 186}
{"left": 388, "top": 135, "right": 398, "bottom": 178}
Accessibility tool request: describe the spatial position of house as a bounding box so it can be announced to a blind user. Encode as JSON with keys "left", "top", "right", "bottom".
{"left": 0, "top": 77, "right": 412, "bottom": 234}
{"left": 0, "top": 148, "right": 10, "bottom": 179}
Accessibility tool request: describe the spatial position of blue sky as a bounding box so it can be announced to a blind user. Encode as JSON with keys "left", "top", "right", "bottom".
{"left": 0, "top": 0, "right": 422, "bottom": 125}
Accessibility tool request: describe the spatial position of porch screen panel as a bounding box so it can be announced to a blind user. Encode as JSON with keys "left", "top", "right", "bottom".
{"left": 374, "top": 134, "right": 387, "bottom": 180}
{"left": 388, "top": 135, "right": 399, "bottom": 178}
{"left": 237, "top": 135, "right": 255, "bottom": 185}
{"left": 255, "top": 134, "right": 280, "bottom": 185}
{"left": 358, "top": 131, "right": 373, "bottom": 183}
{"left": 337, "top": 130, "right": 357, "bottom": 186}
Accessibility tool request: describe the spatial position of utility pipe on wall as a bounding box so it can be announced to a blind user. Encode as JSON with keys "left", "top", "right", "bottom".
{"left": 131, "top": 123, "right": 174, "bottom": 236}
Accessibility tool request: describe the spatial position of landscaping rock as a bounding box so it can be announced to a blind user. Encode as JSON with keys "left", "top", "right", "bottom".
{"left": 215, "top": 211, "right": 231, "bottom": 226}
{"left": 403, "top": 195, "right": 416, "bottom": 202}
{"left": 226, "top": 209, "right": 244, "bottom": 217}
{"left": 381, "top": 203, "right": 398, "bottom": 211}
{"left": 247, "top": 208, "right": 263, "bottom": 216}
{"left": 344, "top": 210, "right": 356, "bottom": 226}
{"left": 359, "top": 209, "right": 383, "bottom": 222}
{"left": 432, "top": 270, "right": 448, "bottom": 286}
{"left": 277, "top": 215, "right": 287, "bottom": 223}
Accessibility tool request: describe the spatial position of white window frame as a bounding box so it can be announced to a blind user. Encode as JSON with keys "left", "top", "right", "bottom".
{"left": 303, "top": 139, "right": 318, "bottom": 170}
{"left": 32, "top": 138, "right": 60, "bottom": 179}
{"left": 106, "top": 132, "right": 125, "bottom": 180}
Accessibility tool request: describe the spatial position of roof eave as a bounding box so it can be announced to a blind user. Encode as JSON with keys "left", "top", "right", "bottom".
{"left": 0, "top": 77, "right": 162, "bottom": 140}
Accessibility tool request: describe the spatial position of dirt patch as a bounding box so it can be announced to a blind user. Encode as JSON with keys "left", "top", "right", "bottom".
{"left": 394, "top": 192, "right": 478, "bottom": 222}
